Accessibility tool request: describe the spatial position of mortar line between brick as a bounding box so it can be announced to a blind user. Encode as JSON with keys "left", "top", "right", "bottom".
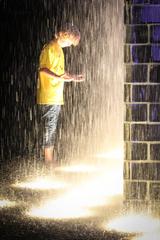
{"left": 125, "top": 141, "right": 160, "bottom": 144}
{"left": 126, "top": 23, "right": 160, "bottom": 26}
{"left": 124, "top": 160, "right": 160, "bottom": 163}
{"left": 125, "top": 83, "right": 160, "bottom": 85}
{"left": 125, "top": 43, "right": 160, "bottom": 46}
{"left": 125, "top": 103, "right": 160, "bottom": 105}
{"left": 125, "top": 63, "right": 160, "bottom": 65}
{"left": 130, "top": 4, "right": 160, "bottom": 6}
{"left": 124, "top": 121, "right": 160, "bottom": 124}
{"left": 125, "top": 102, "right": 160, "bottom": 104}
{"left": 125, "top": 179, "right": 160, "bottom": 183}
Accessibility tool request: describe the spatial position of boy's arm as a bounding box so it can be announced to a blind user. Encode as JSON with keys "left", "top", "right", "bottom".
{"left": 39, "top": 68, "right": 85, "bottom": 82}
{"left": 39, "top": 68, "right": 73, "bottom": 82}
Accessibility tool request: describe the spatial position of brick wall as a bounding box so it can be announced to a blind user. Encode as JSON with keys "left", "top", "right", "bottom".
{"left": 124, "top": 0, "right": 160, "bottom": 213}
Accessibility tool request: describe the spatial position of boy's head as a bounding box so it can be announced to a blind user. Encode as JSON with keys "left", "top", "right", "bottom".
{"left": 55, "top": 23, "right": 80, "bottom": 47}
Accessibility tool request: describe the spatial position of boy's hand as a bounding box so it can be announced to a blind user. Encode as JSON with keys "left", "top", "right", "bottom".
{"left": 61, "top": 73, "right": 74, "bottom": 82}
{"left": 72, "top": 74, "right": 85, "bottom": 82}
{"left": 61, "top": 73, "right": 85, "bottom": 82}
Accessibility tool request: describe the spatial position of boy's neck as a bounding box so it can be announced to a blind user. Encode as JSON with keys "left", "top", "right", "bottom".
{"left": 50, "top": 38, "right": 58, "bottom": 45}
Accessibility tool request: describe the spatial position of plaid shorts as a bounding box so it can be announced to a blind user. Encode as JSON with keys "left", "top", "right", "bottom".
{"left": 37, "top": 105, "right": 61, "bottom": 147}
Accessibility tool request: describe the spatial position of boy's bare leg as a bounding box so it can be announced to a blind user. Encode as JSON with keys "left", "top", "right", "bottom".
{"left": 44, "top": 146, "right": 58, "bottom": 170}
{"left": 44, "top": 146, "right": 54, "bottom": 164}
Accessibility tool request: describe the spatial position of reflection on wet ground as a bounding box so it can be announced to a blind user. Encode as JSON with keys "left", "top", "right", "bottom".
{"left": 0, "top": 159, "right": 159, "bottom": 240}
{"left": 0, "top": 160, "right": 132, "bottom": 240}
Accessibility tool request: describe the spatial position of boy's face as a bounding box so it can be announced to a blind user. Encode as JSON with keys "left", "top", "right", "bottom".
{"left": 58, "top": 32, "right": 80, "bottom": 47}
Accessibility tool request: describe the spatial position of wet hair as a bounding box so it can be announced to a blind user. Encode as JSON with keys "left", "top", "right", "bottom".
{"left": 56, "top": 23, "right": 80, "bottom": 39}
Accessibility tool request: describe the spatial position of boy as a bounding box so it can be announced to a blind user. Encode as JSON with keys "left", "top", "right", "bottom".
{"left": 37, "top": 24, "right": 84, "bottom": 168}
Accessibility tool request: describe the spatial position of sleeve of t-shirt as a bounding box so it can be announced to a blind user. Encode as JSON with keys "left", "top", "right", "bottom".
{"left": 48, "top": 47, "right": 58, "bottom": 70}
{"left": 39, "top": 45, "right": 57, "bottom": 70}
{"left": 39, "top": 45, "right": 60, "bottom": 85}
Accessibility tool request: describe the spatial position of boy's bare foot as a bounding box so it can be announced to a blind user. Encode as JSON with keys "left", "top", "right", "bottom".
{"left": 45, "top": 161, "right": 58, "bottom": 168}
{"left": 44, "top": 162, "right": 58, "bottom": 176}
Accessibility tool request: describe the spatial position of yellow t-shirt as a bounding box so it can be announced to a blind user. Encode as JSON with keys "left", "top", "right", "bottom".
{"left": 37, "top": 40, "right": 65, "bottom": 105}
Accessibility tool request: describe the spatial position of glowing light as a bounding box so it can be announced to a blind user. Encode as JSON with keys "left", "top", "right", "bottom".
{"left": 28, "top": 201, "right": 91, "bottom": 219}
{"left": 106, "top": 214, "right": 160, "bottom": 234}
{"left": 95, "top": 148, "right": 123, "bottom": 160}
{"left": 57, "top": 164, "right": 100, "bottom": 173}
{"left": 0, "top": 199, "right": 16, "bottom": 208}
{"left": 27, "top": 148, "right": 124, "bottom": 220}
{"left": 13, "top": 177, "right": 67, "bottom": 190}
{"left": 27, "top": 166, "right": 123, "bottom": 219}
{"left": 27, "top": 181, "right": 103, "bottom": 219}
{"left": 133, "top": 232, "right": 160, "bottom": 240}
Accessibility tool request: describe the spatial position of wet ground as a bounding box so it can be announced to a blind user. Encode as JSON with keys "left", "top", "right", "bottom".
{"left": 0, "top": 200, "right": 132, "bottom": 240}
{"left": 0, "top": 160, "right": 134, "bottom": 240}
{"left": 0, "top": 211, "right": 132, "bottom": 240}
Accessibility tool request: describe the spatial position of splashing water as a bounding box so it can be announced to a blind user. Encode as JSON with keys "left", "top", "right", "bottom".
{"left": 27, "top": 155, "right": 123, "bottom": 219}
{"left": 27, "top": 201, "right": 92, "bottom": 219}
{"left": 133, "top": 232, "right": 160, "bottom": 240}
{"left": 56, "top": 164, "right": 99, "bottom": 173}
{"left": 0, "top": 199, "right": 16, "bottom": 208}
{"left": 105, "top": 213, "right": 160, "bottom": 235}
{"left": 1, "top": 0, "right": 125, "bottom": 224}
{"left": 13, "top": 176, "right": 67, "bottom": 190}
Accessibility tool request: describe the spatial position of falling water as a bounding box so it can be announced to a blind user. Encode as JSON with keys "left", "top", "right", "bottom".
{"left": 0, "top": 0, "right": 124, "bottom": 172}
{"left": 61, "top": 0, "right": 124, "bottom": 162}
{"left": 0, "top": 1, "right": 132, "bottom": 239}
{"left": 2, "top": 1, "right": 160, "bottom": 239}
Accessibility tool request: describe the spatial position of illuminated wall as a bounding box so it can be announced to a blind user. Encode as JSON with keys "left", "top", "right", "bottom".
{"left": 124, "top": 0, "right": 160, "bottom": 213}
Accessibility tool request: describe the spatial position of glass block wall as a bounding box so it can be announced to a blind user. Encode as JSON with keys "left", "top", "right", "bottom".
{"left": 124, "top": 0, "right": 160, "bottom": 215}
